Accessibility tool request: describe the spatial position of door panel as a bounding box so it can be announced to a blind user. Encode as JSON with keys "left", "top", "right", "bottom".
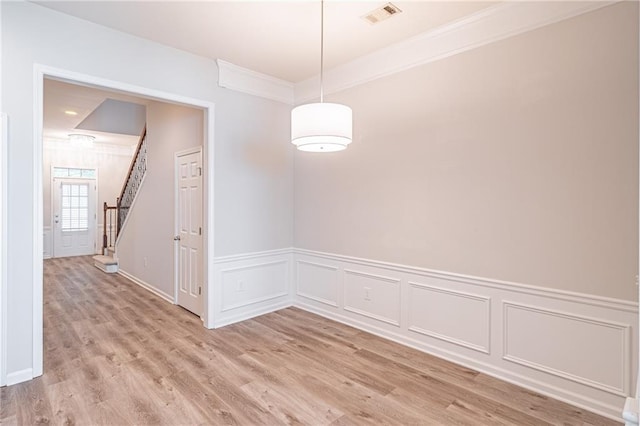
{"left": 53, "top": 178, "right": 96, "bottom": 258}
{"left": 175, "top": 150, "right": 203, "bottom": 316}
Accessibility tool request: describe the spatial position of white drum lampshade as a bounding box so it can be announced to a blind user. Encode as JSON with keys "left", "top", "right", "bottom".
{"left": 291, "top": 102, "right": 352, "bottom": 152}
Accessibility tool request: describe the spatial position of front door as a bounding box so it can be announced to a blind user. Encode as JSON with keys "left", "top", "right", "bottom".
{"left": 53, "top": 178, "right": 97, "bottom": 257}
{"left": 175, "top": 149, "right": 203, "bottom": 316}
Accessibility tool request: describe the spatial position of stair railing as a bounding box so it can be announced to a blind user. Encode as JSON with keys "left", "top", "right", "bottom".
{"left": 101, "top": 125, "right": 147, "bottom": 252}
{"left": 102, "top": 202, "right": 118, "bottom": 254}
{"left": 117, "top": 125, "right": 147, "bottom": 234}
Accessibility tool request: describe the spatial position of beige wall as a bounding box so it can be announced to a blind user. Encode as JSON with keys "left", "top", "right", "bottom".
{"left": 294, "top": 2, "right": 639, "bottom": 301}
{"left": 214, "top": 89, "right": 294, "bottom": 256}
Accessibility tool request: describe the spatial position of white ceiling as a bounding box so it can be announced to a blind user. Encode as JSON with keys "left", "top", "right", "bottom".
{"left": 40, "top": 1, "right": 500, "bottom": 144}
{"left": 34, "top": 1, "right": 497, "bottom": 83}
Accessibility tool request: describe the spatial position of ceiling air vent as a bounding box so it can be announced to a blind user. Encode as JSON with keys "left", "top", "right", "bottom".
{"left": 362, "top": 3, "right": 402, "bottom": 25}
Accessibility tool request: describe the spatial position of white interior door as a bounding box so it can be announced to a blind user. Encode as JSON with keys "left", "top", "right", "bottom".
{"left": 175, "top": 149, "right": 203, "bottom": 316}
{"left": 53, "top": 178, "right": 97, "bottom": 258}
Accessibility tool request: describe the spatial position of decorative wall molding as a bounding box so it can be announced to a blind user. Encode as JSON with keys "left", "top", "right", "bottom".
{"left": 292, "top": 248, "right": 637, "bottom": 421}
{"left": 214, "top": 247, "right": 293, "bottom": 264}
{"left": 214, "top": 3, "right": 617, "bottom": 105}
{"left": 217, "top": 60, "right": 294, "bottom": 105}
{"left": 118, "top": 268, "right": 175, "bottom": 304}
{"left": 343, "top": 269, "right": 401, "bottom": 326}
{"left": 408, "top": 282, "right": 491, "bottom": 354}
{"left": 212, "top": 249, "right": 293, "bottom": 329}
{"left": 294, "top": 248, "right": 638, "bottom": 313}
{"left": 294, "top": 1, "right": 617, "bottom": 102}
{"left": 220, "top": 260, "right": 289, "bottom": 312}
{"left": 503, "top": 301, "right": 631, "bottom": 396}
{"left": 296, "top": 260, "right": 340, "bottom": 307}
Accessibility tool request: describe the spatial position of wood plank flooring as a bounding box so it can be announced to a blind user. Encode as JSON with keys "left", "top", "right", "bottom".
{"left": 0, "top": 256, "right": 618, "bottom": 425}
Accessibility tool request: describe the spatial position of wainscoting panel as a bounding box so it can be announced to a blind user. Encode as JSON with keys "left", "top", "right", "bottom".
{"left": 343, "top": 269, "right": 401, "bottom": 326}
{"left": 292, "top": 248, "right": 638, "bottom": 421}
{"left": 221, "top": 260, "right": 289, "bottom": 312}
{"left": 408, "top": 282, "right": 490, "bottom": 354}
{"left": 503, "top": 301, "right": 630, "bottom": 396}
{"left": 213, "top": 249, "right": 293, "bottom": 328}
{"left": 296, "top": 260, "right": 340, "bottom": 307}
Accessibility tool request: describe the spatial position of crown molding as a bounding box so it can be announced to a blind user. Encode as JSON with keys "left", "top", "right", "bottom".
{"left": 213, "top": 2, "right": 617, "bottom": 105}
{"left": 216, "top": 59, "right": 295, "bottom": 105}
{"left": 294, "top": 1, "right": 618, "bottom": 103}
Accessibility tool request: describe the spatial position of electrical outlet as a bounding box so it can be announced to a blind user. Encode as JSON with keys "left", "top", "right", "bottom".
{"left": 237, "top": 280, "right": 244, "bottom": 292}
{"left": 143, "top": 257, "right": 148, "bottom": 268}
{"left": 364, "top": 287, "right": 371, "bottom": 301}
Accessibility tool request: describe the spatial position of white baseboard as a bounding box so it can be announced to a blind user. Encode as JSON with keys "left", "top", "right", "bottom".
{"left": 214, "top": 299, "right": 293, "bottom": 329}
{"left": 293, "top": 248, "right": 637, "bottom": 421}
{"left": 6, "top": 368, "right": 33, "bottom": 386}
{"left": 624, "top": 397, "right": 639, "bottom": 426}
{"left": 118, "top": 269, "right": 174, "bottom": 304}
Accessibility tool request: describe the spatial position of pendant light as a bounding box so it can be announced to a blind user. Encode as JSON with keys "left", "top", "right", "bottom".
{"left": 291, "top": 0, "right": 352, "bottom": 152}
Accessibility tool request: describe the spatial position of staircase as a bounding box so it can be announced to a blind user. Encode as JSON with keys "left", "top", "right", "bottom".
{"left": 93, "top": 254, "right": 118, "bottom": 273}
{"left": 93, "top": 125, "right": 147, "bottom": 273}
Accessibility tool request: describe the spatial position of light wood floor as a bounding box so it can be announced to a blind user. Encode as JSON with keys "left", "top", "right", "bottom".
{"left": 0, "top": 256, "right": 617, "bottom": 425}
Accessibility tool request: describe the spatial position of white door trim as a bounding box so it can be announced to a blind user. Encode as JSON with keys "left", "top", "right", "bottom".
{"left": 0, "top": 113, "right": 8, "bottom": 387}
{"left": 174, "top": 147, "right": 204, "bottom": 315}
{"left": 32, "top": 64, "right": 216, "bottom": 380}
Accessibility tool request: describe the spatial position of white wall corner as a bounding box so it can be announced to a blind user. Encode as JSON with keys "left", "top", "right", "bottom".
{"left": 294, "top": 0, "right": 617, "bottom": 103}
{"left": 624, "top": 397, "right": 639, "bottom": 426}
{"left": 211, "top": 248, "right": 295, "bottom": 329}
{"left": 216, "top": 59, "right": 294, "bottom": 105}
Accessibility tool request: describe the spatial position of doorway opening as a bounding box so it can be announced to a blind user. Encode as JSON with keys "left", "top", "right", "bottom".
{"left": 32, "top": 65, "right": 215, "bottom": 379}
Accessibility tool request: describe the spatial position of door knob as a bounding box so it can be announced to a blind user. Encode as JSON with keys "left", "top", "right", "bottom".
{"left": 174, "top": 236, "right": 181, "bottom": 241}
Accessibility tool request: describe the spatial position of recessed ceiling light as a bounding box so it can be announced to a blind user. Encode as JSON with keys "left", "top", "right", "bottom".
{"left": 64, "top": 110, "right": 78, "bottom": 116}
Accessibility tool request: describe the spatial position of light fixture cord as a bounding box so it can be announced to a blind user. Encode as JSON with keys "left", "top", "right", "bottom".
{"left": 320, "top": 0, "right": 324, "bottom": 103}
